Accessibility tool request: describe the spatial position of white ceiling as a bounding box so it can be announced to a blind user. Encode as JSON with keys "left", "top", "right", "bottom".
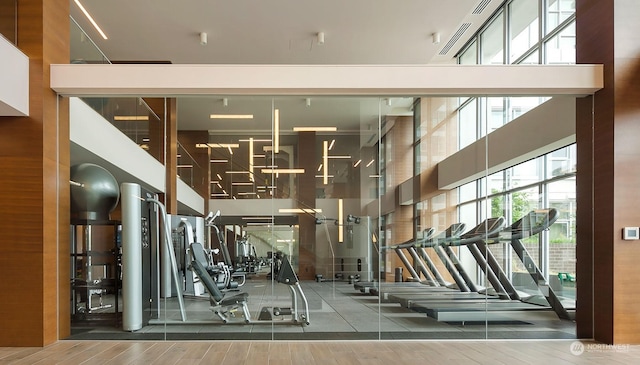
{"left": 69, "top": 0, "right": 500, "bottom": 132}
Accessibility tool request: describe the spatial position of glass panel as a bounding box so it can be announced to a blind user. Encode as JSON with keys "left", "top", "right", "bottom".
{"left": 483, "top": 97, "right": 506, "bottom": 135}
{"left": 70, "top": 16, "right": 110, "bottom": 64}
{"left": 458, "top": 181, "right": 477, "bottom": 203}
{"left": 481, "top": 12, "right": 504, "bottom": 64}
{"left": 547, "top": 145, "right": 577, "bottom": 178}
{"left": 507, "top": 157, "right": 543, "bottom": 190}
{"left": 508, "top": 96, "right": 550, "bottom": 123}
{"left": 545, "top": 22, "right": 576, "bottom": 64}
{"left": 509, "top": 0, "right": 539, "bottom": 63}
{"left": 459, "top": 40, "right": 477, "bottom": 64}
{"left": 546, "top": 0, "right": 576, "bottom": 35}
{"left": 519, "top": 50, "right": 540, "bottom": 64}
{"left": 459, "top": 99, "right": 477, "bottom": 150}
{"left": 547, "top": 178, "right": 577, "bottom": 302}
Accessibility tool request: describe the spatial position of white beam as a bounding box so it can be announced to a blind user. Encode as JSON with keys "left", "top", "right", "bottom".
{"left": 50, "top": 64, "right": 603, "bottom": 96}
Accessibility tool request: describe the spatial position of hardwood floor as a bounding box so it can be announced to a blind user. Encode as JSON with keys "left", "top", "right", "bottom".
{"left": 1, "top": 340, "right": 639, "bottom": 364}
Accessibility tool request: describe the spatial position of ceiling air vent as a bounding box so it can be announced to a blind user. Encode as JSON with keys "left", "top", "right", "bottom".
{"left": 438, "top": 23, "right": 471, "bottom": 55}
{"left": 472, "top": 0, "right": 492, "bottom": 14}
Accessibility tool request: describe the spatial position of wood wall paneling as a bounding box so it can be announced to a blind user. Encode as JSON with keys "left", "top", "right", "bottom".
{"left": 0, "top": 0, "right": 70, "bottom": 346}
{"left": 297, "top": 132, "right": 316, "bottom": 280}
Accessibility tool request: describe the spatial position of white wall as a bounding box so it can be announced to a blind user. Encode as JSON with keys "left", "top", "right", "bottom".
{"left": 0, "top": 36, "right": 28, "bottom": 116}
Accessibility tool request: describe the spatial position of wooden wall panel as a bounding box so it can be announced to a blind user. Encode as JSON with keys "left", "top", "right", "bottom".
{"left": 0, "top": 0, "right": 69, "bottom": 346}
{"left": 297, "top": 132, "right": 316, "bottom": 280}
{"left": 177, "top": 130, "right": 210, "bottom": 213}
{"left": 611, "top": 0, "right": 640, "bottom": 343}
{"left": 577, "top": 0, "right": 640, "bottom": 344}
{"left": 0, "top": 0, "right": 16, "bottom": 42}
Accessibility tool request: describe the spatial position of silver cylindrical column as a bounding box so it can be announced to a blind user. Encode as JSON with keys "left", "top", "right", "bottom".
{"left": 121, "top": 183, "right": 142, "bottom": 331}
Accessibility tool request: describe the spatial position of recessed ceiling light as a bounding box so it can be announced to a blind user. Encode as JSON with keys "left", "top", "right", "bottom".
{"left": 210, "top": 114, "right": 254, "bottom": 119}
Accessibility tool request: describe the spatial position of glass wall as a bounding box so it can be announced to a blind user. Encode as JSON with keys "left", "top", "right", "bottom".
{"left": 66, "top": 0, "right": 580, "bottom": 341}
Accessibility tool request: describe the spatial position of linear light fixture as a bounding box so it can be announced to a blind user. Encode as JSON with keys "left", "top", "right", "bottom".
{"left": 338, "top": 199, "right": 344, "bottom": 243}
{"left": 328, "top": 139, "right": 336, "bottom": 150}
{"left": 249, "top": 137, "right": 254, "bottom": 182}
{"left": 225, "top": 171, "right": 251, "bottom": 174}
{"left": 278, "top": 208, "right": 323, "bottom": 214}
{"left": 274, "top": 109, "right": 280, "bottom": 153}
{"left": 210, "top": 114, "right": 254, "bottom": 119}
{"left": 353, "top": 159, "right": 362, "bottom": 167}
{"left": 210, "top": 159, "right": 229, "bottom": 163}
{"left": 231, "top": 182, "right": 254, "bottom": 186}
{"left": 366, "top": 159, "right": 375, "bottom": 167}
{"left": 74, "top": 0, "right": 108, "bottom": 39}
{"left": 261, "top": 168, "right": 305, "bottom": 174}
{"left": 216, "top": 183, "right": 223, "bottom": 189}
{"left": 114, "top": 115, "right": 148, "bottom": 121}
{"left": 292, "top": 126, "right": 337, "bottom": 132}
{"left": 177, "top": 164, "right": 193, "bottom": 168}
{"left": 237, "top": 192, "right": 257, "bottom": 196}
{"left": 196, "top": 143, "right": 240, "bottom": 149}
{"left": 323, "top": 141, "right": 328, "bottom": 185}
{"left": 216, "top": 173, "right": 222, "bottom": 180}
{"left": 211, "top": 193, "right": 229, "bottom": 197}
{"left": 315, "top": 174, "right": 335, "bottom": 178}
{"left": 328, "top": 155, "right": 352, "bottom": 159}
{"left": 317, "top": 164, "right": 323, "bottom": 172}
{"left": 239, "top": 138, "right": 271, "bottom": 142}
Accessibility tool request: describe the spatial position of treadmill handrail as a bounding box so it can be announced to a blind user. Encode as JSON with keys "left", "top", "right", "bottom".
{"left": 489, "top": 208, "right": 559, "bottom": 243}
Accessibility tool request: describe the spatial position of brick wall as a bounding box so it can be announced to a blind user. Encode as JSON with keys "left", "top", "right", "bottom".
{"left": 488, "top": 242, "right": 576, "bottom": 276}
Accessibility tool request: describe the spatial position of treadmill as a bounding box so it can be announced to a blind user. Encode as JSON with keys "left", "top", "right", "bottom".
{"left": 407, "top": 209, "right": 568, "bottom": 321}
{"left": 355, "top": 223, "right": 466, "bottom": 295}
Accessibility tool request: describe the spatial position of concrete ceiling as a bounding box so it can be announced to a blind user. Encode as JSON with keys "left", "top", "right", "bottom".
{"left": 69, "top": 0, "right": 500, "bottom": 132}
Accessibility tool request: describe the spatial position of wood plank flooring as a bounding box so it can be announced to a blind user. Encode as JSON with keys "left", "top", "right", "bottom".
{"left": 1, "top": 340, "right": 639, "bottom": 364}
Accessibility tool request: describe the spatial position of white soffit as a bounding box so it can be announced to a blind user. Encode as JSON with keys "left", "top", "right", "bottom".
{"left": 0, "top": 36, "right": 29, "bottom": 116}
{"left": 50, "top": 64, "right": 603, "bottom": 96}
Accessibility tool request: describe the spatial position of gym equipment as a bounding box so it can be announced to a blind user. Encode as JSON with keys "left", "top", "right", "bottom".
{"left": 396, "top": 209, "right": 573, "bottom": 322}
{"left": 121, "top": 183, "right": 185, "bottom": 331}
{"left": 69, "top": 164, "right": 121, "bottom": 323}
{"left": 206, "top": 211, "right": 247, "bottom": 289}
{"left": 70, "top": 163, "right": 120, "bottom": 221}
{"left": 190, "top": 242, "right": 310, "bottom": 325}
